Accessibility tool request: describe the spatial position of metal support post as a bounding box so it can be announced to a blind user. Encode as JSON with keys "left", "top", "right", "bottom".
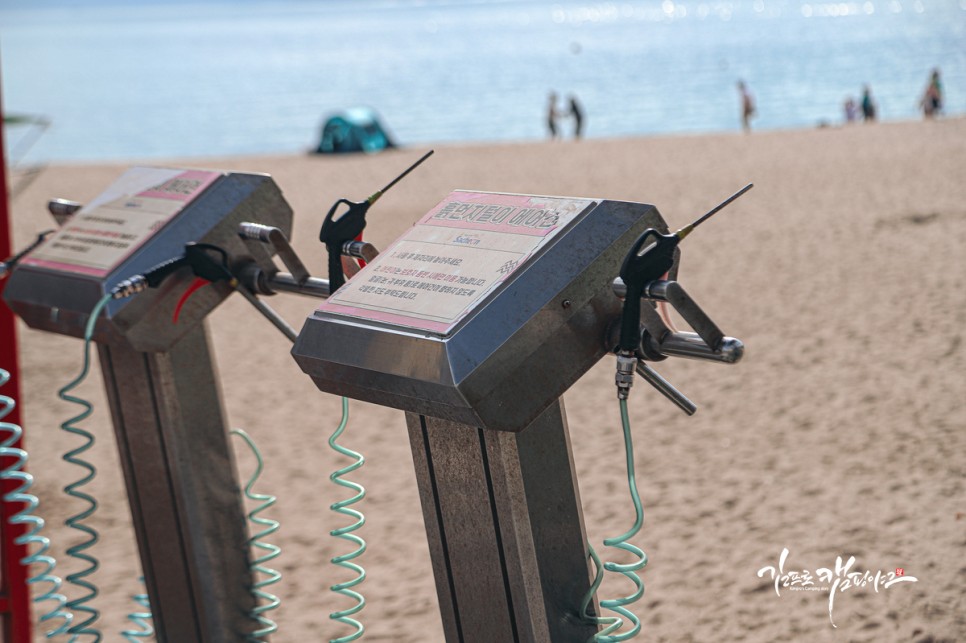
{"left": 98, "top": 323, "right": 255, "bottom": 642}
{"left": 407, "top": 398, "right": 598, "bottom": 643}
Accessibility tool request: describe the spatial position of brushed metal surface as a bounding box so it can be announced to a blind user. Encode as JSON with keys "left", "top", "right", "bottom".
{"left": 4, "top": 170, "right": 293, "bottom": 352}
{"left": 99, "top": 324, "right": 256, "bottom": 642}
{"left": 294, "top": 194, "right": 668, "bottom": 433}
{"left": 407, "top": 400, "right": 598, "bottom": 643}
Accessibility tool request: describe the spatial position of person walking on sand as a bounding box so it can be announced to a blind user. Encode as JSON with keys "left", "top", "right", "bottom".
{"left": 547, "top": 92, "right": 561, "bottom": 139}
{"left": 920, "top": 68, "right": 943, "bottom": 119}
{"left": 737, "top": 80, "right": 756, "bottom": 132}
{"left": 568, "top": 94, "right": 584, "bottom": 139}
{"left": 861, "top": 85, "right": 876, "bottom": 122}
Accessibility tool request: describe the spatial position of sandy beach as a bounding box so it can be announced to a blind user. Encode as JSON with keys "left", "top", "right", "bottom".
{"left": 5, "top": 118, "right": 966, "bottom": 642}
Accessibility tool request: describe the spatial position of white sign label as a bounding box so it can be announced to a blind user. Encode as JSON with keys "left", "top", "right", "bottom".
{"left": 318, "top": 191, "right": 594, "bottom": 335}
{"left": 23, "top": 167, "right": 221, "bottom": 276}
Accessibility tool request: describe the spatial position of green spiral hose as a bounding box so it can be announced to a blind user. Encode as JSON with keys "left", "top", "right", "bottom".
{"left": 58, "top": 292, "right": 113, "bottom": 641}
{"left": 120, "top": 577, "right": 153, "bottom": 641}
{"left": 1, "top": 368, "right": 74, "bottom": 638}
{"left": 232, "top": 428, "right": 282, "bottom": 641}
{"left": 327, "top": 396, "right": 367, "bottom": 643}
{"left": 581, "top": 398, "right": 648, "bottom": 642}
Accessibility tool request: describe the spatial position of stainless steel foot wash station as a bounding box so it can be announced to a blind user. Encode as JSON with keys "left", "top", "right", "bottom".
{"left": 2, "top": 162, "right": 744, "bottom": 642}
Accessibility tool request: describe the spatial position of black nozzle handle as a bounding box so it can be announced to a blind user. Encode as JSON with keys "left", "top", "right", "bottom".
{"left": 143, "top": 255, "right": 188, "bottom": 288}
{"left": 618, "top": 228, "right": 678, "bottom": 352}
{"left": 140, "top": 243, "right": 232, "bottom": 288}
{"left": 320, "top": 198, "right": 368, "bottom": 293}
{"left": 326, "top": 243, "right": 346, "bottom": 292}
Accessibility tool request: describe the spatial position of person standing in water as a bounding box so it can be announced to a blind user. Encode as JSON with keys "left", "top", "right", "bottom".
{"left": 861, "top": 85, "right": 876, "bottom": 122}
{"left": 547, "top": 92, "right": 561, "bottom": 139}
{"left": 920, "top": 68, "right": 943, "bottom": 118}
{"left": 737, "top": 80, "right": 756, "bottom": 132}
{"left": 568, "top": 94, "right": 584, "bottom": 139}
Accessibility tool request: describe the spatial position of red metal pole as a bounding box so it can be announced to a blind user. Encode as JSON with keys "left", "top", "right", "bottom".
{"left": 0, "top": 53, "right": 36, "bottom": 643}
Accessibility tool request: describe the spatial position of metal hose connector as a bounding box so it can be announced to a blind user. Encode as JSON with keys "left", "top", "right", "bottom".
{"left": 110, "top": 275, "right": 148, "bottom": 299}
{"left": 238, "top": 222, "right": 274, "bottom": 243}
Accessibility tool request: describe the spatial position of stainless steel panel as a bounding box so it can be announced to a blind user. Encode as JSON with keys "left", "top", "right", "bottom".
{"left": 4, "top": 170, "right": 293, "bottom": 352}
{"left": 2, "top": 168, "right": 289, "bottom": 641}
{"left": 99, "top": 324, "right": 256, "bottom": 642}
{"left": 294, "top": 196, "right": 668, "bottom": 432}
{"left": 407, "top": 399, "right": 598, "bottom": 643}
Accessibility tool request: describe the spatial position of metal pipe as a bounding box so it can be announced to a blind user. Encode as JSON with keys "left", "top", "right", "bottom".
{"left": 267, "top": 272, "right": 331, "bottom": 299}
{"left": 647, "top": 331, "right": 744, "bottom": 364}
{"left": 233, "top": 285, "right": 298, "bottom": 343}
{"left": 612, "top": 276, "right": 628, "bottom": 299}
{"left": 1, "top": 231, "right": 54, "bottom": 280}
{"left": 611, "top": 277, "right": 681, "bottom": 301}
{"left": 341, "top": 240, "right": 379, "bottom": 263}
{"left": 612, "top": 276, "right": 680, "bottom": 300}
{"left": 237, "top": 222, "right": 310, "bottom": 285}
{"left": 48, "top": 198, "right": 82, "bottom": 225}
{"left": 642, "top": 279, "right": 673, "bottom": 301}
{"left": 635, "top": 360, "right": 697, "bottom": 415}
{"left": 616, "top": 278, "right": 725, "bottom": 351}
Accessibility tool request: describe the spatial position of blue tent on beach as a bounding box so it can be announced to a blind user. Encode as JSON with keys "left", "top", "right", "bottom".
{"left": 314, "top": 107, "right": 396, "bottom": 154}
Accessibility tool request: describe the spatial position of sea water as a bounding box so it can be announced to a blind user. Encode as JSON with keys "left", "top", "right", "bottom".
{"left": 1, "top": 0, "right": 964, "bottom": 162}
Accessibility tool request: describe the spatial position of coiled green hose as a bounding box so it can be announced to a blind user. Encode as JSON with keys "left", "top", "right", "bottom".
{"left": 327, "top": 396, "right": 367, "bottom": 643}
{"left": 120, "top": 577, "right": 153, "bottom": 641}
{"left": 581, "top": 398, "right": 648, "bottom": 642}
{"left": 232, "top": 428, "right": 282, "bottom": 641}
{"left": 0, "top": 368, "right": 74, "bottom": 638}
{"left": 58, "top": 292, "right": 113, "bottom": 641}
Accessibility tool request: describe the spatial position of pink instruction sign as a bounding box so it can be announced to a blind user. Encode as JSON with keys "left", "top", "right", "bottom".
{"left": 22, "top": 167, "right": 222, "bottom": 277}
{"left": 317, "top": 191, "right": 594, "bottom": 335}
